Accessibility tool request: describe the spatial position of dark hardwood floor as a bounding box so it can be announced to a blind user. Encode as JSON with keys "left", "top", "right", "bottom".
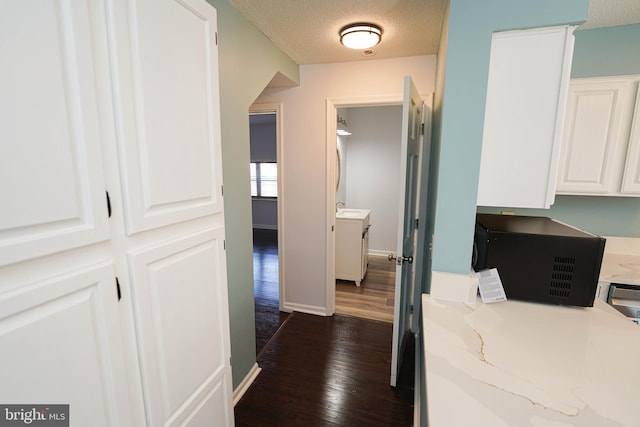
{"left": 253, "top": 229, "right": 289, "bottom": 356}
{"left": 248, "top": 230, "right": 414, "bottom": 425}
{"left": 235, "top": 312, "right": 414, "bottom": 426}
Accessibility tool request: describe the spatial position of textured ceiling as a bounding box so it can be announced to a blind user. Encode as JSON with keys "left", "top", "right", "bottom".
{"left": 228, "top": 0, "right": 447, "bottom": 64}
{"left": 581, "top": 0, "right": 640, "bottom": 29}
{"left": 229, "top": 0, "right": 640, "bottom": 65}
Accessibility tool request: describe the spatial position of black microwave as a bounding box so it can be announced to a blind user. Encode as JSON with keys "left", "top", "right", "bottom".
{"left": 473, "top": 214, "right": 606, "bottom": 307}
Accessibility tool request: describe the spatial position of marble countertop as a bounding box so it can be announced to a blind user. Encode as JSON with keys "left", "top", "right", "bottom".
{"left": 422, "top": 294, "right": 640, "bottom": 427}
{"left": 600, "top": 237, "right": 640, "bottom": 286}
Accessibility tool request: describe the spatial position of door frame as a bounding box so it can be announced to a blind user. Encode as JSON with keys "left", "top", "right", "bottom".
{"left": 325, "top": 95, "right": 404, "bottom": 315}
{"left": 249, "top": 102, "right": 286, "bottom": 311}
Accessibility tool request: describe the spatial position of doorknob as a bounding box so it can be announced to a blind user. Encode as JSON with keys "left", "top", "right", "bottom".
{"left": 388, "top": 254, "right": 413, "bottom": 265}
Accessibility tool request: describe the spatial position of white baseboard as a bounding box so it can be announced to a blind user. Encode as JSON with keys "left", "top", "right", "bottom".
{"left": 368, "top": 249, "right": 395, "bottom": 257}
{"left": 430, "top": 270, "right": 479, "bottom": 305}
{"left": 233, "top": 362, "right": 262, "bottom": 406}
{"left": 282, "top": 301, "right": 331, "bottom": 316}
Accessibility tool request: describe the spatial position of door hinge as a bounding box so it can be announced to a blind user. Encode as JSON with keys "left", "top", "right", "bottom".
{"left": 223, "top": 240, "right": 226, "bottom": 250}
{"left": 215, "top": 32, "right": 218, "bottom": 45}
{"left": 221, "top": 185, "right": 223, "bottom": 196}
{"left": 415, "top": 218, "right": 419, "bottom": 229}
{"left": 115, "top": 277, "right": 122, "bottom": 301}
{"left": 421, "top": 122, "right": 424, "bottom": 135}
{"left": 106, "top": 191, "right": 112, "bottom": 218}
{"left": 410, "top": 304, "right": 413, "bottom": 314}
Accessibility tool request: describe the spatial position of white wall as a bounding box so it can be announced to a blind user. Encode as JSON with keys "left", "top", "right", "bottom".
{"left": 344, "top": 105, "right": 402, "bottom": 255}
{"left": 256, "top": 55, "right": 436, "bottom": 314}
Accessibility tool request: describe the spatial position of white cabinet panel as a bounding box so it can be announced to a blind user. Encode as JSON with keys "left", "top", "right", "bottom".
{"left": 335, "top": 212, "right": 370, "bottom": 287}
{"left": 0, "top": 0, "right": 109, "bottom": 266}
{"left": 557, "top": 76, "right": 640, "bottom": 196}
{"left": 478, "top": 25, "right": 575, "bottom": 209}
{"left": 110, "top": 0, "right": 223, "bottom": 234}
{"left": 557, "top": 78, "right": 636, "bottom": 194}
{"left": 128, "top": 228, "right": 233, "bottom": 426}
{"left": 621, "top": 91, "right": 640, "bottom": 193}
{"left": 0, "top": 263, "right": 131, "bottom": 426}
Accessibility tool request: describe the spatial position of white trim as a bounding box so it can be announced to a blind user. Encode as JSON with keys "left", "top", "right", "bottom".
{"left": 369, "top": 249, "right": 395, "bottom": 257}
{"left": 282, "top": 302, "right": 331, "bottom": 316}
{"left": 430, "top": 270, "right": 479, "bottom": 305}
{"left": 249, "top": 102, "right": 285, "bottom": 312}
{"left": 232, "top": 362, "right": 262, "bottom": 406}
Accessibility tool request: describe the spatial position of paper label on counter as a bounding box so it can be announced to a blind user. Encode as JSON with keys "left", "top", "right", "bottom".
{"left": 477, "top": 268, "right": 507, "bottom": 303}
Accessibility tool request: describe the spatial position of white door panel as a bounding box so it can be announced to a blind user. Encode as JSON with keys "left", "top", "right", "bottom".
{"left": 0, "top": 0, "right": 109, "bottom": 266}
{"left": 181, "top": 382, "right": 231, "bottom": 427}
{"left": 111, "top": 0, "right": 223, "bottom": 234}
{"left": 0, "top": 262, "right": 130, "bottom": 426}
{"left": 391, "top": 77, "right": 422, "bottom": 387}
{"left": 128, "top": 228, "right": 232, "bottom": 426}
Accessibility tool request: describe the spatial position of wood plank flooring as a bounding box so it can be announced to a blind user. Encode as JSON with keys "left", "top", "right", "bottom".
{"left": 253, "top": 229, "right": 289, "bottom": 356}
{"left": 253, "top": 230, "right": 397, "bottom": 354}
{"left": 235, "top": 312, "right": 414, "bottom": 426}
{"left": 336, "top": 255, "right": 396, "bottom": 323}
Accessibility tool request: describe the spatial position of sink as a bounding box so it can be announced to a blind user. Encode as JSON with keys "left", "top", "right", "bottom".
{"left": 336, "top": 208, "right": 370, "bottom": 219}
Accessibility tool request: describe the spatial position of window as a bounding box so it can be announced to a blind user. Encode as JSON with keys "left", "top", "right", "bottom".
{"left": 250, "top": 162, "right": 278, "bottom": 197}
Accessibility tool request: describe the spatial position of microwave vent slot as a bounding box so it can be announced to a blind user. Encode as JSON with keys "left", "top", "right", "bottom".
{"left": 549, "top": 256, "right": 575, "bottom": 298}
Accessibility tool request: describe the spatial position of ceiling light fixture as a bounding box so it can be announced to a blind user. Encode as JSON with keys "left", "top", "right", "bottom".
{"left": 339, "top": 23, "right": 383, "bottom": 50}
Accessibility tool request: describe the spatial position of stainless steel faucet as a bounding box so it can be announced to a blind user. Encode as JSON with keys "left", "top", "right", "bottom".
{"left": 336, "top": 201, "right": 345, "bottom": 212}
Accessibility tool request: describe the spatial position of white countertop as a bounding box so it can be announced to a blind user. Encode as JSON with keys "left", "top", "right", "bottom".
{"left": 335, "top": 208, "right": 370, "bottom": 221}
{"left": 600, "top": 236, "right": 640, "bottom": 286}
{"left": 422, "top": 294, "right": 640, "bottom": 427}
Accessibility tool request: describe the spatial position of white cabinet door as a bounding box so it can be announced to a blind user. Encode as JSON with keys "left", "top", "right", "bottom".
{"left": 109, "top": 0, "right": 224, "bottom": 235}
{"left": 0, "top": 263, "right": 131, "bottom": 426}
{"left": 128, "top": 229, "right": 232, "bottom": 426}
{"left": 477, "top": 25, "right": 575, "bottom": 209}
{"left": 0, "top": 1, "right": 109, "bottom": 266}
{"left": 556, "top": 78, "right": 636, "bottom": 194}
{"left": 0, "top": 0, "right": 232, "bottom": 426}
{"left": 107, "top": 0, "right": 233, "bottom": 424}
{"left": 621, "top": 91, "right": 640, "bottom": 193}
{"left": 0, "top": 2, "right": 131, "bottom": 424}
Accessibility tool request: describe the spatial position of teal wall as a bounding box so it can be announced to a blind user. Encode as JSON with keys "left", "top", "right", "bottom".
{"left": 429, "top": 0, "right": 589, "bottom": 276}
{"left": 206, "top": 0, "right": 299, "bottom": 388}
{"left": 478, "top": 23, "right": 640, "bottom": 238}
{"left": 572, "top": 24, "right": 640, "bottom": 78}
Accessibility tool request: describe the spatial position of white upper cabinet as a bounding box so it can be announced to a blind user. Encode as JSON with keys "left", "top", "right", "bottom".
{"left": 557, "top": 75, "right": 640, "bottom": 196}
{"left": 110, "top": 0, "right": 224, "bottom": 234}
{"left": 477, "top": 25, "right": 576, "bottom": 209}
{"left": 622, "top": 92, "right": 640, "bottom": 193}
{"left": 0, "top": 1, "right": 110, "bottom": 266}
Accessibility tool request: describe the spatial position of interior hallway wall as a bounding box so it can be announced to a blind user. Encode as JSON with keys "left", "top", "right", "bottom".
{"left": 256, "top": 55, "right": 436, "bottom": 314}
{"left": 206, "top": 0, "right": 298, "bottom": 389}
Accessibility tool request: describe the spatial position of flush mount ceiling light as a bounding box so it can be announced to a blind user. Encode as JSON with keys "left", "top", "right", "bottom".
{"left": 339, "top": 23, "right": 383, "bottom": 50}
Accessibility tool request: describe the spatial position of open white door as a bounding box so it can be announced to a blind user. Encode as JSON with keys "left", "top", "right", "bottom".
{"left": 391, "top": 76, "right": 423, "bottom": 387}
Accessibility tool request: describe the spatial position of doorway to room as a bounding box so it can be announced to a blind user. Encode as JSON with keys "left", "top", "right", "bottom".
{"left": 334, "top": 104, "right": 403, "bottom": 323}
{"left": 248, "top": 105, "right": 288, "bottom": 356}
